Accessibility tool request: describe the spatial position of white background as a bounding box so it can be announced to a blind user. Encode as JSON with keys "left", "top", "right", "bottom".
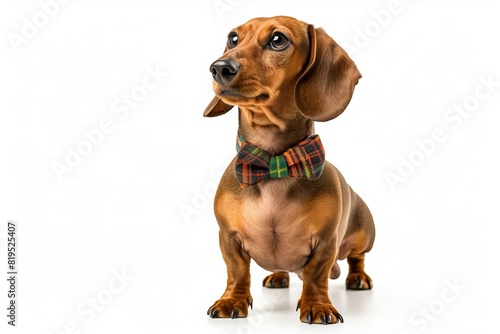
{"left": 1, "top": 0, "right": 500, "bottom": 333}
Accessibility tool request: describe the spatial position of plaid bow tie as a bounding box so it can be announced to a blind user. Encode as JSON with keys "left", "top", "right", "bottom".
{"left": 234, "top": 134, "right": 326, "bottom": 188}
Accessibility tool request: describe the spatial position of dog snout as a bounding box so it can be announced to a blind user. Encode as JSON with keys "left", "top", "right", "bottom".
{"left": 210, "top": 59, "right": 239, "bottom": 85}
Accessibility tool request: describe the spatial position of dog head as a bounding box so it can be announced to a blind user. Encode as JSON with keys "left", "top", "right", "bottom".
{"left": 204, "top": 16, "right": 361, "bottom": 122}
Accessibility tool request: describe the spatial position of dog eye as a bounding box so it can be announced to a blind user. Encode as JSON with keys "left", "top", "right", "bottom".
{"left": 227, "top": 32, "right": 239, "bottom": 49}
{"left": 269, "top": 32, "right": 289, "bottom": 50}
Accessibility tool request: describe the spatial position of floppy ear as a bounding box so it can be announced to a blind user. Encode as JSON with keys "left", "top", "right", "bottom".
{"left": 203, "top": 96, "right": 234, "bottom": 117}
{"left": 295, "top": 25, "right": 361, "bottom": 121}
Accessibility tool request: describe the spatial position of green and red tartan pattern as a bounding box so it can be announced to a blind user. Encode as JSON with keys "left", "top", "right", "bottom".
{"left": 234, "top": 134, "right": 326, "bottom": 188}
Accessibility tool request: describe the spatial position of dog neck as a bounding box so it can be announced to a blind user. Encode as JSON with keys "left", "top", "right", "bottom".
{"left": 237, "top": 105, "right": 314, "bottom": 156}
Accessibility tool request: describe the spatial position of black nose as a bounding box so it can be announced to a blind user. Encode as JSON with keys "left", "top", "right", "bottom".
{"left": 210, "top": 59, "right": 239, "bottom": 85}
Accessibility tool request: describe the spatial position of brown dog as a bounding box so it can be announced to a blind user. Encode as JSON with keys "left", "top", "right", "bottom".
{"left": 204, "top": 16, "right": 375, "bottom": 325}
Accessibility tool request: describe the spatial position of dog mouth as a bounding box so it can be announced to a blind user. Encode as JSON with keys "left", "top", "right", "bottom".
{"left": 217, "top": 89, "right": 270, "bottom": 104}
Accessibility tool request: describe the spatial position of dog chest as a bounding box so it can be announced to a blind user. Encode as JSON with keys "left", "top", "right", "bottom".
{"left": 238, "top": 181, "right": 317, "bottom": 273}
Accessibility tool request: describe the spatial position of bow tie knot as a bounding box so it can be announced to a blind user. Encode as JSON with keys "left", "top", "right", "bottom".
{"left": 234, "top": 134, "right": 326, "bottom": 188}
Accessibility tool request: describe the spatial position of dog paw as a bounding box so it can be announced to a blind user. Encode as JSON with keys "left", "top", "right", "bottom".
{"left": 207, "top": 297, "right": 253, "bottom": 319}
{"left": 346, "top": 272, "right": 373, "bottom": 290}
{"left": 296, "top": 298, "right": 343, "bottom": 325}
{"left": 263, "top": 272, "right": 289, "bottom": 288}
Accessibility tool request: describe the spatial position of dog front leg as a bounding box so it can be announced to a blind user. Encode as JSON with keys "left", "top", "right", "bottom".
{"left": 207, "top": 230, "right": 253, "bottom": 319}
{"left": 296, "top": 244, "right": 343, "bottom": 325}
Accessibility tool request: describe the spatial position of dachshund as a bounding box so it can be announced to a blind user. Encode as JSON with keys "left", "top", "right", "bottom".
{"left": 204, "top": 16, "right": 375, "bottom": 325}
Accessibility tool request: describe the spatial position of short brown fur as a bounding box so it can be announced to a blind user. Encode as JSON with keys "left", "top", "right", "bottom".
{"left": 205, "top": 16, "right": 375, "bottom": 325}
